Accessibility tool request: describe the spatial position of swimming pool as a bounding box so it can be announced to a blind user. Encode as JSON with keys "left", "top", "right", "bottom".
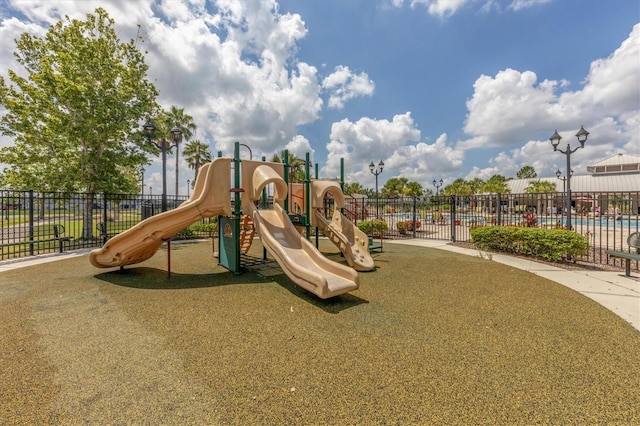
{"left": 541, "top": 216, "right": 639, "bottom": 228}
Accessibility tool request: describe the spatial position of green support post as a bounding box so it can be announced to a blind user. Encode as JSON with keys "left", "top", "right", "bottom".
{"left": 283, "top": 149, "right": 289, "bottom": 213}
{"left": 232, "top": 142, "right": 242, "bottom": 273}
{"left": 305, "top": 152, "right": 311, "bottom": 239}
{"left": 340, "top": 157, "right": 345, "bottom": 216}
{"left": 220, "top": 142, "right": 242, "bottom": 274}
{"left": 261, "top": 156, "right": 267, "bottom": 209}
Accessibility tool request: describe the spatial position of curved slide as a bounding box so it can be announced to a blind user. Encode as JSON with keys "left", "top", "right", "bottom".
{"left": 314, "top": 209, "right": 375, "bottom": 272}
{"left": 249, "top": 203, "right": 359, "bottom": 299}
{"left": 90, "top": 158, "right": 232, "bottom": 268}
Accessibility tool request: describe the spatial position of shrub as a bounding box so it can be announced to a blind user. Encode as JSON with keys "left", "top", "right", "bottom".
{"left": 396, "top": 221, "right": 408, "bottom": 234}
{"left": 470, "top": 226, "right": 589, "bottom": 262}
{"left": 175, "top": 227, "right": 197, "bottom": 239}
{"left": 357, "top": 219, "right": 388, "bottom": 236}
{"left": 175, "top": 222, "right": 218, "bottom": 240}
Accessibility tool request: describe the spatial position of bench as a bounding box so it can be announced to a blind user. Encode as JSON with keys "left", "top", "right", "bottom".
{"left": 97, "top": 222, "right": 115, "bottom": 243}
{"left": 368, "top": 236, "right": 383, "bottom": 253}
{"left": 0, "top": 224, "right": 72, "bottom": 253}
{"left": 605, "top": 232, "right": 640, "bottom": 277}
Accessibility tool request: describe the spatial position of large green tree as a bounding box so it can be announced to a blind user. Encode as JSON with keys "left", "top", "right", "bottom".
{"left": 0, "top": 8, "right": 158, "bottom": 238}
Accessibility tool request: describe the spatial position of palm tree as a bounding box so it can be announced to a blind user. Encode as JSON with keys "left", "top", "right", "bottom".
{"left": 517, "top": 165, "right": 537, "bottom": 179}
{"left": 482, "top": 175, "right": 510, "bottom": 214}
{"left": 404, "top": 181, "right": 424, "bottom": 197}
{"left": 183, "top": 139, "right": 212, "bottom": 183}
{"left": 271, "top": 150, "right": 305, "bottom": 183}
{"left": 525, "top": 180, "right": 557, "bottom": 215}
{"left": 344, "top": 182, "right": 366, "bottom": 195}
{"left": 163, "top": 106, "right": 196, "bottom": 196}
{"left": 381, "top": 177, "right": 408, "bottom": 198}
{"left": 445, "top": 178, "right": 473, "bottom": 196}
{"left": 525, "top": 180, "right": 556, "bottom": 193}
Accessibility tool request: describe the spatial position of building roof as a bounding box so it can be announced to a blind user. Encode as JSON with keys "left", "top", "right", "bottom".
{"left": 506, "top": 173, "right": 640, "bottom": 193}
{"left": 587, "top": 153, "right": 640, "bottom": 175}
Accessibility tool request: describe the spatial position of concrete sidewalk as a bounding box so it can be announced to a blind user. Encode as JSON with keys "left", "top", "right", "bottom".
{"left": 2, "top": 241, "right": 638, "bottom": 331}
{"left": 385, "top": 239, "right": 640, "bottom": 332}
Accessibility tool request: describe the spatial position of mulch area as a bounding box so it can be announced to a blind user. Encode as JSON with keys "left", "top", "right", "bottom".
{"left": 1, "top": 240, "right": 639, "bottom": 424}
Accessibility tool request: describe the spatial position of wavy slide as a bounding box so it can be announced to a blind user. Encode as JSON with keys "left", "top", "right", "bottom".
{"left": 248, "top": 202, "right": 359, "bottom": 299}
{"left": 89, "top": 158, "right": 232, "bottom": 268}
{"left": 314, "top": 209, "right": 375, "bottom": 272}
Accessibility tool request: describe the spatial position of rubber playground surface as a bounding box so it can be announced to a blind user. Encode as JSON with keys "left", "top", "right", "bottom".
{"left": 1, "top": 240, "right": 639, "bottom": 424}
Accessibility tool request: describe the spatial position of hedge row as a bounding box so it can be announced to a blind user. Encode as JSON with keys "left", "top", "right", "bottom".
{"left": 357, "top": 220, "right": 389, "bottom": 235}
{"left": 470, "top": 226, "right": 589, "bottom": 262}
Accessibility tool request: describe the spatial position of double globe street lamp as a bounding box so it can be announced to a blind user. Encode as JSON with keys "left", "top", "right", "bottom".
{"left": 549, "top": 126, "right": 589, "bottom": 231}
{"left": 555, "top": 168, "right": 573, "bottom": 222}
{"left": 143, "top": 119, "right": 183, "bottom": 212}
{"left": 432, "top": 178, "right": 443, "bottom": 196}
{"left": 369, "top": 160, "right": 384, "bottom": 218}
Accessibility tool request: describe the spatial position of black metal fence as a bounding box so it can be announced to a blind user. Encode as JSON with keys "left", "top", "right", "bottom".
{"left": 344, "top": 191, "right": 640, "bottom": 272}
{"left": 0, "top": 190, "right": 212, "bottom": 261}
{"left": 1, "top": 189, "right": 639, "bottom": 273}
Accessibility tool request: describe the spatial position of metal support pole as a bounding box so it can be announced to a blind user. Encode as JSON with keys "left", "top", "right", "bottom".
{"left": 566, "top": 149, "right": 572, "bottom": 230}
{"left": 161, "top": 141, "right": 168, "bottom": 212}
{"left": 305, "top": 152, "right": 311, "bottom": 239}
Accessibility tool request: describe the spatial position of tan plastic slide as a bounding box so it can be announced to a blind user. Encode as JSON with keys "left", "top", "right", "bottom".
{"left": 89, "top": 158, "right": 232, "bottom": 268}
{"left": 244, "top": 162, "right": 359, "bottom": 299}
{"left": 309, "top": 179, "right": 375, "bottom": 271}
{"left": 313, "top": 209, "right": 375, "bottom": 272}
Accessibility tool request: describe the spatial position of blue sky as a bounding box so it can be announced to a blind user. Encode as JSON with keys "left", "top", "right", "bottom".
{"left": 1, "top": 0, "right": 638, "bottom": 195}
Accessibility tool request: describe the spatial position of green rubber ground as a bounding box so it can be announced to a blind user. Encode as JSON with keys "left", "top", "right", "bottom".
{"left": 1, "top": 240, "right": 638, "bottom": 424}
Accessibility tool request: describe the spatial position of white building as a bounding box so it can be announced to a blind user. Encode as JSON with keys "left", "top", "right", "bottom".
{"left": 505, "top": 153, "right": 640, "bottom": 215}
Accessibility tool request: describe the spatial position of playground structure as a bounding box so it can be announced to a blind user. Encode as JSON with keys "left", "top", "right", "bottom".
{"left": 89, "top": 143, "right": 374, "bottom": 298}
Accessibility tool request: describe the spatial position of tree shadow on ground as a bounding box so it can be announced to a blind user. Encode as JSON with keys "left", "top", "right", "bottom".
{"left": 93, "top": 267, "right": 262, "bottom": 290}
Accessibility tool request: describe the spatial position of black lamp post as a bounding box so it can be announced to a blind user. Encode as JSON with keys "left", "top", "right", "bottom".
{"left": 432, "top": 178, "right": 443, "bottom": 196}
{"left": 143, "top": 119, "right": 184, "bottom": 212}
{"left": 549, "top": 126, "right": 589, "bottom": 230}
{"left": 369, "top": 160, "right": 384, "bottom": 218}
{"left": 555, "top": 168, "right": 573, "bottom": 220}
{"left": 140, "top": 166, "right": 145, "bottom": 196}
{"left": 187, "top": 179, "right": 191, "bottom": 197}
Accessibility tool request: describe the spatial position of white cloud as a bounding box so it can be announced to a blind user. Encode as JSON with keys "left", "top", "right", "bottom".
{"left": 323, "top": 113, "right": 463, "bottom": 185}
{"left": 461, "top": 69, "right": 560, "bottom": 149}
{"left": 407, "top": 0, "right": 470, "bottom": 18}
{"left": 508, "top": 0, "right": 552, "bottom": 11}
{"left": 322, "top": 66, "right": 375, "bottom": 110}
{"left": 392, "top": 0, "right": 551, "bottom": 16}
{"left": 460, "top": 23, "right": 640, "bottom": 164}
{"left": 283, "top": 135, "right": 315, "bottom": 164}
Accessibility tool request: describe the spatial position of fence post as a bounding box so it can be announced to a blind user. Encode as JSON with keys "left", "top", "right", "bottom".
{"left": 29, "top": 190, "right": 34, "bottom": 256}
{"left": 450, "top": 195, "right": 457, "bottom": 242}
{"left": 102, "top": 193, "right": 108, "bottom": 244}
{"left": 412, "top": 196, "right": 417, "bottom": 238}
{"left": 497, "top": 193, "right": 502, "bottom": 226}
